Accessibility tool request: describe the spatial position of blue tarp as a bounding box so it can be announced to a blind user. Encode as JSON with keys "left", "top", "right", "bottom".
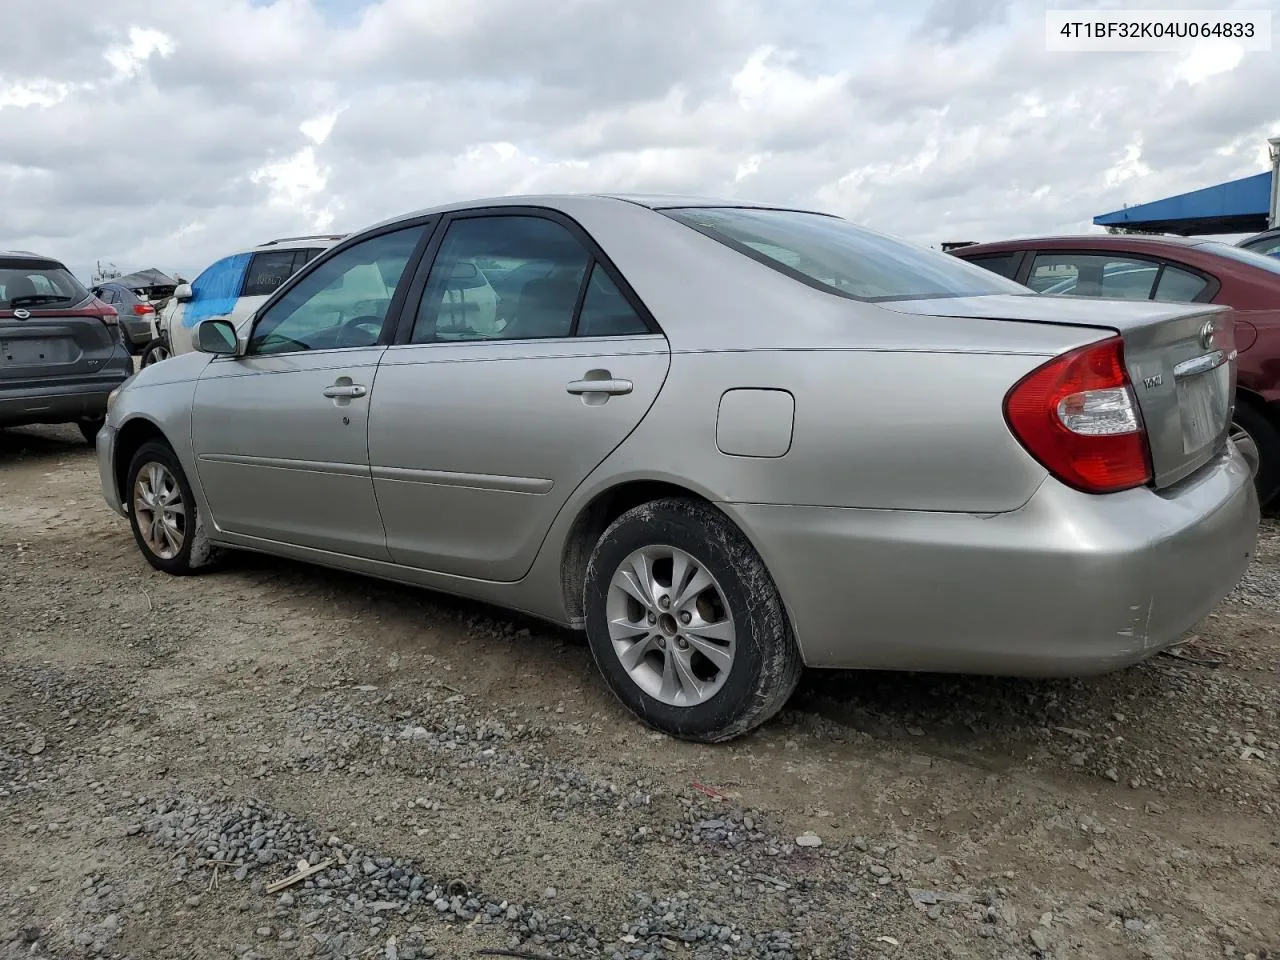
{"left": 184, "top": 253, "right": 251, "bottom": 327}
{"left": 1093, "top": 171, "right": 1272, "bottom": 236}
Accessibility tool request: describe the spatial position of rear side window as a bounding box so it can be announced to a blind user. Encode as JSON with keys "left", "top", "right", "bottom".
{"left": 577, "top": 263, "right": 649, "bottom": 337}
{"left": 0, "top": 261, "right": 89, "bottom": 309}
{"left": 963, "top": 253, "right": 1022, "bottom": 280}
{"left": 242, "top": 250, "right": 300, "bottom": 298}
{"left": 664, "top": 207, "right": 1028, "bottom": 301}
{"left": 1153, "top": 265, "right": 1209, "bottom": 302}
{"left": 1028, "top": 253, "right": 1158, "bottom": 299}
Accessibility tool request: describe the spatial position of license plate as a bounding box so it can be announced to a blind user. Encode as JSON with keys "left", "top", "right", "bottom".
{"left": 0, "top": 338, "right": 66, "bottom": 364}
{"left": 1178, "top": 362, "right": 1230, "bottom": 454}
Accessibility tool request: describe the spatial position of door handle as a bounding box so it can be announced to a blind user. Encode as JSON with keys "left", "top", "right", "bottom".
{"left": 566, "top": 378, "right": 633, "bottom": 396}
{"left": 323, "top": 383, "right": 368, "bottom": 399}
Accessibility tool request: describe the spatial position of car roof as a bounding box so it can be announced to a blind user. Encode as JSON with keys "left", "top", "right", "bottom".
{"left": 244, "top": 234, "right": 346, "bottom": 254}
{"left": 0, "top": 250, "right": 61, "bottom": 264}
{"left": 355, "top": 192, "right": 833, "bottom": 234}
{"left": 953, "top": 234, "right": 1211, "bottom": 256}
{"left": 1239, "top": 227, "right": 1280, "bottom": 246}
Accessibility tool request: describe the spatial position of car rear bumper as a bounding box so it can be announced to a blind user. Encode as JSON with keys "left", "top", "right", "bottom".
{"left": 120, "top": 318, "right": 152, "bottom": 349}
{"left": 0, "top": 366, "right": 132, "bottom": 429}
{"left": 723, "top": 445, "right": 1259, "bottom": 675}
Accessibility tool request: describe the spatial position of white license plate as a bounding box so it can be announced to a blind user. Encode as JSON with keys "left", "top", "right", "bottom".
{"left": 1178, "top": 362, "right": 1230, "bottom": 454}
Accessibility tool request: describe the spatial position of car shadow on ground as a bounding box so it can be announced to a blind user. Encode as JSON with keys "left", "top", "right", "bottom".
{"left": 217, "top": 548, "right": 1179, "bottom": 761}
{"left": 0, "top": 425, "right": 91, "bottom": 466}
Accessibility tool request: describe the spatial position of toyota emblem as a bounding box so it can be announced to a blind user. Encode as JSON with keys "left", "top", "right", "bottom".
{"left": 1199, "top": 319, "right": 1216, "bottom": 350}
{"left": 13, "top": 308, "right": 30, "bottom": 320}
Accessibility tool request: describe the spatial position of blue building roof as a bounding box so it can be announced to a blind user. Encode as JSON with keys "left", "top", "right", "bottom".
{"left": 1093, "top": 171, "right": 1272, "bottom": 235}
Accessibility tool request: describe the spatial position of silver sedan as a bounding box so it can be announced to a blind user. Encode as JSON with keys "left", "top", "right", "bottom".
{"left": 96, "top": 195, "right": 1259, "bottom": 741}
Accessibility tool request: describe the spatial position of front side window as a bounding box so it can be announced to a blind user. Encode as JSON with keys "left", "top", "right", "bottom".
{"left": 1028, "top": 253, "right": 1159, "bottom": 299}
{"left": 248, "top": 226, "right": 425, "bottom": 355}
{"left": 664, "top": 207, "right": 1028, "bottom": 301}
{"left": 411, "top": 216, "right": 590, "bottom": 343}
{"left": 242, "top": 250, "right": 300, "bottom": 298}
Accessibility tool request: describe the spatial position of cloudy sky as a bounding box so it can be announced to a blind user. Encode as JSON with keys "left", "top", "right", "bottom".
{"left": 3, "top": 0, "right": 1277, "bottom": 281}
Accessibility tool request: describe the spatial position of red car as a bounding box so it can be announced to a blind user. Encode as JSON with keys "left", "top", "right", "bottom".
{"left": 952, "top": 235, "right": 1280, "bottom": 506}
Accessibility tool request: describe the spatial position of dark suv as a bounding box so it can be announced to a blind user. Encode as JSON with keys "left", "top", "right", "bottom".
{"left": 1, "top": 251, "right": 133, "bottom": 443}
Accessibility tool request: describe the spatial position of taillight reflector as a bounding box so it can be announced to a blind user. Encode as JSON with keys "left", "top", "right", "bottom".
{"left": 133, "top": 303, "right": 155, "bottom": 315}
{"left": 86, "top": 300, "right": 119, "bottom": 326}
{"left": 1003, "top": 335, "right": 1152, "bottom": 494}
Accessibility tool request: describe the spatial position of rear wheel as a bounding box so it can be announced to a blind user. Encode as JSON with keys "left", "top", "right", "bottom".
{"left": 583, "top": 497, "right": 802, "bottom": 742}
{"left": 140, "top": 338, "right": 171, "bottom": 367}
{"left": 125, "top": 441, "right": 221, "bottom": 575}
{"left": 1230, "top": 399, "right": 1280, "bottom": 508}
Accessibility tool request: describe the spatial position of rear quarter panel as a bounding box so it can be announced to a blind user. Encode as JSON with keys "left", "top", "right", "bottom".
{"left": 586, "top": 318, "right": 1108, "bottom": 514}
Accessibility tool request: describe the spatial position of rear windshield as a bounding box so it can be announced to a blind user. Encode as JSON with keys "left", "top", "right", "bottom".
{"left": 664, "top": 207, "right": 1030, "bottom": 301}
{"left": 1196, "top": 240, "right": 1280, "bottom": 276}
{"left": 0, "top": 261, "right": 90, "bottom": 309}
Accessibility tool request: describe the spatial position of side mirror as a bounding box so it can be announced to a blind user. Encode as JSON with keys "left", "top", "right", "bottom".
{"left": 174, "top": 283, "right": 193, "bottom": 302}
{"left": 196, "top": 318, "right": 239, "bottom": 356}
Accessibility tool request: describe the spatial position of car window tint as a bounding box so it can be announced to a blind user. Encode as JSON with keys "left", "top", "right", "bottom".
{"left": 964, "top": 253, "right": 1021, "bottom": 280}
{"left": 1028, "top": 253, "right": 1157, "bottom": 299}
{"left": 248, "top": 226, "right": 425, "bottom": 355}
{"left": 1153, "top": 265, "right": 1209, "bottom": 302}
{"left": 242, "top": 250, "right": 300, "bottom": 298}
{"left": 664, "top": 207, "right": 1028, "bottom": 301}
{"left": 411, "top": 216, "right": 589, "bottom": 343}
{"left": 0, "top": 262, "right": 89, "bottom": 308}
{"left": 1241, "top": 235, "right": 1280, "bottom": 257}
{"left": 576, "top": 264, "right": 649, "bottom": 337}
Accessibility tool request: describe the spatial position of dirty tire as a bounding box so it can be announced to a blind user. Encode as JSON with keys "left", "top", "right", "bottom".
{"left": 78, "top": 418, "right": 105, "bottom": 444}
{"left": 584, "top": 497, "right": 802, "bottom": 743}
{"left": 125, "top": 440, "right": 222, "bottom": 576}
{"left": 1233, "top": 398, "right": 1280, "bottom": 509}
{"left": 139, "top": 338, "right": 171, "bottom": 367}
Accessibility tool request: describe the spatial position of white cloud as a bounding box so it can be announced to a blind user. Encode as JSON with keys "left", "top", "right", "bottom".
{"left": 1, "top": 0, "right": 1277, "bottom": 281}
{"left": 103, "top": 26, "right": 176, "bottom": 80}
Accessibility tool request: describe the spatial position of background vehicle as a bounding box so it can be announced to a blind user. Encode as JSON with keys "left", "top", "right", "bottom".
{"left": 951, "top": 234, "right": 1280, "bottom": 506}
{"left": 1, "top": 250, "right": 132, "bottom": 442}
{"left": 91, "top": 277, "right": 171, "bottom": 354}
{"left": 97, "top": 196, "right": 1256, "bottom": 742}
{"left": 1237, "top": 227, "right": 1280, "bottom": 258}
{"left": 142, "top": 235, "right": 343, "bottom": 366}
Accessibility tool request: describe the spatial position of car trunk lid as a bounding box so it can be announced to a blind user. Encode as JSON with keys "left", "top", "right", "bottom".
{"left": 881, "top": 293, "right": 1236, "bottom": 489}
{"left": 0, "top": 302, "right": 119, "bottom": 386}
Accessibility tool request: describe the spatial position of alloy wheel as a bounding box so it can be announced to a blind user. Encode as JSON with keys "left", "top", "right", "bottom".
{"left": 605, "top": 545, "right": 736, "bottom": 707}
{"left": 133, "top": 461, "right": 186, "bottom": 559}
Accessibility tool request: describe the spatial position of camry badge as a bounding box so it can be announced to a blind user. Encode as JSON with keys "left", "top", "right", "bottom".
{"left": 13, "top": 308, "right": 30, "bottom": 319}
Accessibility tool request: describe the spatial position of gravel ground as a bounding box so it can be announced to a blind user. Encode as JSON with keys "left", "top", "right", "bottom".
{"left": 1, "top": 424, "right": 1277, "bottom": 960}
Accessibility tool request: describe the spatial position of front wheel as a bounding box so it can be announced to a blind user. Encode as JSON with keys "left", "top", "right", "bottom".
{"left": 125, "top": 441, "right": 222, "bottom": 575}
{"left": 583, "top": 497, "right": 803, "bottom": 742}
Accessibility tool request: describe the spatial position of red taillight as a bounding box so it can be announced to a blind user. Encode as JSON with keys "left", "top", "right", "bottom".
{"left": 86, "top": 300, "right": 119, "bottom": 326}
{"left": 133, "top": 303, "right": 155, "bottom": 316}
{"left": 1003, "top": 335, "right": 1152, "bottom": 494}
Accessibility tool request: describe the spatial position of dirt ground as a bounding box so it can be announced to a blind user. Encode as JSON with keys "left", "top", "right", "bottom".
{"left": 1, "top": 424, "right": 1277, "bottom": 960}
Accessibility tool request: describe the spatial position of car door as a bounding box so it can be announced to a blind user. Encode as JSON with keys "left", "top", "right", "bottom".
{"left": 367, "top": 210, "right": 671, "bottom": 581}
{"left": 190, "top": 222, "right": 431, "bottom": 559}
